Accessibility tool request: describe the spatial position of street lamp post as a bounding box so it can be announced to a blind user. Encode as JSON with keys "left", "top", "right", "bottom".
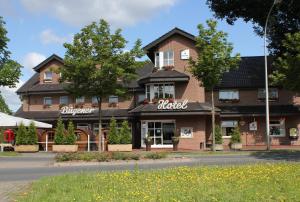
{"left": 264, "top": 0, "right": 281, "bottom": 151}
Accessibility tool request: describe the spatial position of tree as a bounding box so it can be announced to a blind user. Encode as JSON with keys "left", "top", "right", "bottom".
{"left": 119, "top": 120, "right": 131, "bottom": 144}
{"left": 65, "top": 120, "right": 76, "bottom": 145}
{"left": 206, "top": 0, "right": 300, "bottom": 57}
{"left": 15, "top": 122, "right": 27, "bottom": 145}
{"left": 0, "top": 93, "right": 11, "bottom": 114}
{"left": 54, "top": 117, "right": 65, "bottom": 145}
{"left": 107, "top": 117, "right": 119, "bottom": 144}
{"left": 189, "top": 19, "right": 240, "bottom": 151}
{"left": 215, "top": 125, "right": 223, "bottom": 145}
{"left": 27, "top": 122, "right": 38, "bottom": 145}
{"left": 61, "top": 19, "right": 144, "bottom": 151}
{"left": 0, "top": 17, "right": 22, "bottom": 88}
{"left": 230, "top": 127, "right": 241, "bottom": 144}
{"left": 270, "top": 32, "right": 300, "bottom": 91}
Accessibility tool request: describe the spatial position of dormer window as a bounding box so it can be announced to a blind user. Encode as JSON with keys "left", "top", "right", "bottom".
{"left": 44, "top": 71, "right": 53, "bottom": 82}
{"left": 145, "top": 83, "right": 175, "bottom": 101}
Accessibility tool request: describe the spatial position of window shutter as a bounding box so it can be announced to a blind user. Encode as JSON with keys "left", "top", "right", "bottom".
{"left": 159, "top": 52, "right": 164, "bottom": 69}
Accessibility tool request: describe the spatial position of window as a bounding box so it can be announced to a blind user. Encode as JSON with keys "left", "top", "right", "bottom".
{"left": 138, "top": 94, "right": 146, "bottom": 103}
{"left": 219, "top": 90, "right": 239, "bottom": 101}
{"left": 76, "top": 96, "right": 85, "bottom": 103}
{"left": 145, "top": 83, "right": 175, "bottom": 101}
{"left": 163, "top": 50, "right": 174, "bottom": 66}
{"left": 155, "top": 52, "right": 160, "bottom": 68}
{"left": 47, "top": 131, "right": 55, "bottom": 142}
{"left": 270, "top": 119, "right": 285, "bottom": 137}
{"left": 59, "top": 96, "right": 68, "bottom": 105}
{"left": 109, "top": 95, "right": 118, "bottom": 103}
{"left": 258, "top": 88, "right": 278, "bottom": 101}
{"left": 142, "top": 121, "right": 175, "bottom": 146}
{"left": 44, "top": 71, "right": 53, "bottom": 82}
{"left": 92, "top": 96, "right": 98, "bottom": 104}
{"left": 43, "top": 97, "right": 52, "bottom": 105}
{"left": 221, "top": 121, "right": 238, "bottom": 137}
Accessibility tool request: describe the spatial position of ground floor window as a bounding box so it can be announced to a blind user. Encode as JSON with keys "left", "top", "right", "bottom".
{"left": 270, "top": 119, "right": 285, "bottom": 137}
{"left": 141, "top": 120, "right": 175, "bottom": 146}
{"left": 221, "top": 120, "right": 238, "bottom": 137}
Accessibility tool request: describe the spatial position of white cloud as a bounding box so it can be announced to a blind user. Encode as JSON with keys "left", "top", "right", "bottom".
{"left": 0, "top": 80, "right": 24, "bottom": 112}
{"left": 22, "top": 52, "right": 46, "bottom": 71}
{"left": 40, "top": 29, "right": 69, "bottom": 45}
{"left": 20, "top": 0, "right": 177, "bottom": 27}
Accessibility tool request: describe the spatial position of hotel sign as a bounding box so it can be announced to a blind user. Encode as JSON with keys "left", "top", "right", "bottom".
{"left": 60, "top": 106, "right": 95, "bottom": 116}
{"left": 157, "top": 99, "right": 188, "bottom": 110}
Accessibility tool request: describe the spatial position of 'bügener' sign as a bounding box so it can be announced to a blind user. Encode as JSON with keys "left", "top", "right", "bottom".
{"left": 157, "top": 99, "right": 188, "bottom": 110}
{"left": 60, "top": 106, "right": 95, "bottom": 116}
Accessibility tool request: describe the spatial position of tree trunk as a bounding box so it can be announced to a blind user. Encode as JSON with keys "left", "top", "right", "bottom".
{"left": 211, "top": 90, "right": 216, "bottom": 151}
{"left": 98, "top": 98, "right": 103, "bottom": 152}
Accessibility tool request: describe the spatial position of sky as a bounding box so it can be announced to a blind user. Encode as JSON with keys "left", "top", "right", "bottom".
{"left": 0, "top": 0, "right": 264, "bottom": 112}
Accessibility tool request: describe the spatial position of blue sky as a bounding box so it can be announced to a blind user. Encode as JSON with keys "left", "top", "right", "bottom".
{"left": 0, "top": 0, "right": 264, "bottom": 111}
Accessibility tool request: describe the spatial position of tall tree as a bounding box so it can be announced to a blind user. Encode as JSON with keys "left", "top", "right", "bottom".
{"left": 61, "top": 19, "right": 144, "bottom": 151}
{"left": 189, "top": 19, "right": 240, "bottom": 151}
{"left": 270, "top": 32, "right": 300, "bottom": 91}
{"left": 206, "top": 0, "right": 300, "bottom": 57}
{"left": 0, "top": 93, "right": 11, "bottom": 114}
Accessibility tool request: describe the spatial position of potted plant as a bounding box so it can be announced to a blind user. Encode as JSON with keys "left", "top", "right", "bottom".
{"left": 172, "top": 134, "right": 180, "bottom": 151}
{"left": 143, "top": 99, "right": 149, "bottom": 104}
{"left": 144, "top": 134, "right": 153, "bottom": 151}
{"left": 230, "top": 127, "right": 242, "bottom": 150}
{"left": 152, "top": 98, "right": 158, "bottom": 104}
{"left": 15, "top": 122, "right": 39, "bottom": 152}
{"left": 289, "top": 128, "right": 299, "bottom": 139}
{"left": 109, "top": 102, "right": 117, "bottom": 108}
{"left": 52, "top": 118, "right": 78, "bottom": 152}
{"left": 215, "top": 125, "right": 223, "bottom": 151}
{"left": 43, "top": 104, "right": 51, "bottom": 109}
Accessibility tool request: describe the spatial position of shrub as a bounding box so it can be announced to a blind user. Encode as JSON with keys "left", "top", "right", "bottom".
{"left": 130, "top": 153, "right": 140, "bottom": 160}
{"left": 0, "top": 129, "right": 4, "bottom": 143}
{"left": 27, "top": 122, "right": 38, "bottom": 145}
{"left": 96, "top": 153, "right": 110, "bottom": 162}
{"left": 15, "top": 122, "right": 28, "bottom": 145}
{"left": 119, "top": 121, "right": 131, "bottom": 144}
{"left": 107, "top": 117, "right": 120, "bottom": 144}
{"left": 112, "top": 152, "right": 130, "bottom": 160}
{"left": 230, "top": 127, "right": 241, "bottom": 144}
{"left": 65, "top": 121, "right": 76, "bottom": 145}
{"left": 215, "top": 125, "right": 223, "bottom": 144}
{"left": 54, "top": 117, "right": 65, "bottom": 145}
{"left": 144, "top": 152, "right": 167, "bottom": 159}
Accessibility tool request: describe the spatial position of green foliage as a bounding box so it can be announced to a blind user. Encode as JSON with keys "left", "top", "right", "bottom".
{"left": 144, "top": 152, "right": 167, "bottom": 159}
{"left": 0, "top": 17, "right": 22, "bottom": 88}
{"left": 107, "top": 117, "right": 120, "bottom": 144}
{"left": 189, "top": 19, "right": 240, "bottom": 90}
{"left": 270, "top": 32, "right": 300, "bottom": 91}
{"left": 230, "top": 127, "right": 241, "bottom": 144}
{"left": 65, "top": 121, "right": 76, "bottom": 145}
{"left": 0, "top": 129, "right": 4, "bottom": 143}
{"left": 0, "top": 93, "right": 11, "bottom": 114}
{"left": 215, "top": 125, "right": 223, "bottom": 144}
{"left": 111, "top": 152, "right": 139, "bottom": 160}
{"left": 15, "top": 122, "right": 27, "bottom": 145}
{"left": 27, "top": 122, "right": 38, "bottom": 145}
{"left": 207, "top": 0, "right": 300, "bottom": 57}
{"left": 54, "top": 117, "right": 65, "bottom": 145}
{"left": 119, "top": 121, "right": 131, "bottom": 144}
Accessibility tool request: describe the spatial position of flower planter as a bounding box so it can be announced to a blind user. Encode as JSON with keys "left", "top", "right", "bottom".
{"left": 52, "top": 145, "right": 78, "bottom": 152}
{"left": 215, "top": 144, "right": 224, "bottom": 151}
{"left": 108, "top": 144, "right": 132, "bottom": 152}
{"left": 230, "top": 143, "right": 242, "bottom": 150}
{"left": 14, "top": 145, "right": 39, "bottom": 152}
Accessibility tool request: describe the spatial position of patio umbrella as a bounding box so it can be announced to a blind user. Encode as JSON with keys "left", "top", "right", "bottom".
{"left": 0, "top": 112, "right": 52, "bottom": 128}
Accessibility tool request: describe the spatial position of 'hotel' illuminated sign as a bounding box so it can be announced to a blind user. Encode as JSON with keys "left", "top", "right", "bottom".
{"left": 157, "top": 99, "right": 188, "bottom": 110}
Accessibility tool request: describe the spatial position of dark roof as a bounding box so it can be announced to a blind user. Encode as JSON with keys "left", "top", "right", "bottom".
{"left": 216, "top": 56, "right": 273, "bottom": 89}
{"left": 219, "top": 105, "right": 300, "bottom": 116}
{"left": 129, "top": 102, "right": 217, "bottom": 116}
{"left": 126, "top": 63, "right": 153, "bottom": 89}
{"left": 33, "top": 54, "right": 63, "bottom": 72}
{"left": 138, "top": 68, "right": 190, "bottom": 84}
{"left": 15, "top": 108, "right": 130, "bottom": 121}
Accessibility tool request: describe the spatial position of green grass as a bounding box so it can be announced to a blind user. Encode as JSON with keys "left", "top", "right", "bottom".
{"left": 0, "top": 152, "right": 19, "bottom": 157}
{"left": 17, "top": 163, "right": 300, "bottom": 202}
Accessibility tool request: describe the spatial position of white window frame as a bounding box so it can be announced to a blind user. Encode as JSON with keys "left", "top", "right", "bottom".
{"left": 43, "top": 97, "right": 52, "bottom": 105}
{"left": 59, "top": 96, "right": 68, "bottom": 105}
{"left": 163, "top": 50, "right": 174, "bottom": 67}
{"left": 92, "top": 96, "right": 98, "bottom": 104}
{"left": 109, "top": 95, "right": 118, "bottom": 104}
{"left": 75, "top": 96, "right": 85, "bottom": 103}
{"left": 219, "top": 89, "right": 239, "bottom": 101}
{"left": 270, "top": 119, "right": 286, "bottom": 137}
{"left": 258, "top": 88, "right": 278, "bottom": 101}
{"left": 221, "top": 120, "right": 238, "bottom": 138}
{"left": 154, "top": 52, "right": 160, "bottom": 68}
{"left": 145, "top": 83, "right": 175, "bottom": 101}
{"left": 44, "top": 71, "right": 53, "bottom": 82}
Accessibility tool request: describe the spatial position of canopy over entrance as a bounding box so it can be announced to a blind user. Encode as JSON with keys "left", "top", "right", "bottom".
{"left": 0, "top": 112, "right": 52, "bottom": 128}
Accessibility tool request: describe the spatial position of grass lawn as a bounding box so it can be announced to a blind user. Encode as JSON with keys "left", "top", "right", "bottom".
{"left": 0, "top": 152, "right": 19, "bottom": 157}
{"left": 18, "top": 163, "right": 300, "bottom": 202}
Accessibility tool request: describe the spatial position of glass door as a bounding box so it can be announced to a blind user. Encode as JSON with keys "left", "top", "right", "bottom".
{"left": 142, "top": 121, "right": 175, "bottom": 146}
